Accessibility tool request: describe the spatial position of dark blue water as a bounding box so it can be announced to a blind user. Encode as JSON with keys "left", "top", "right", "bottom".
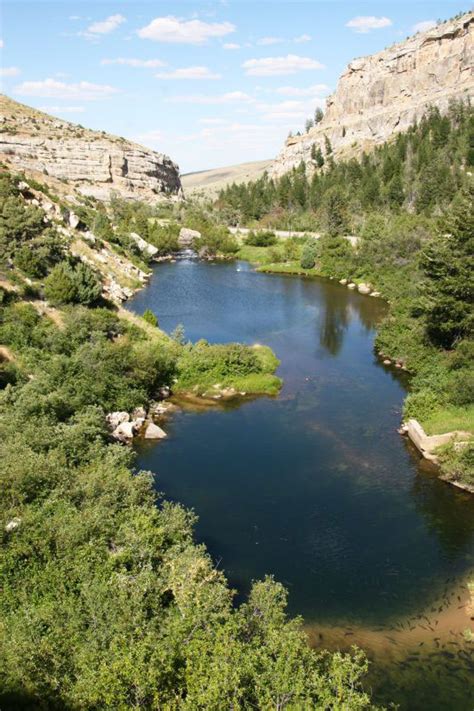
{"left": 129, "top": 260, "right": 474, "bottom": 629}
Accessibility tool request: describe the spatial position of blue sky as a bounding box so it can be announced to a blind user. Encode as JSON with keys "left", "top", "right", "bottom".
{"left": 1, "top": 1, "right": 469, "bottom": 172}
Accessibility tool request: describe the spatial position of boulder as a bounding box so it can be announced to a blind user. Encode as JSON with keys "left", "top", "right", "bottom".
{"left": 106, "top": 411, "right": 129, "bottom": 429}
{"left": 144, "top": 422, "right": 167, "bottom": 439}
{"left": 178, "top": 227, "right": 201, "bottom": 248}
{"left": 158, "top": 385, "right": 171, "bottom": 399}
{"left": 68, "top": 211, "right": 80, "bottom": 229}
{"left": 339, "top": 278, "right": 348, "bottom": 285}
{"left": 130, "top": 232, "right": 159, "bottom": 258}
{"left": 5, "top": 517, "right": 21, "bottom": 533}
{"left": 132, "top": 406, "right": 147, "bottom": 420}
{"left": 357, "top": 283, "right": 371, "bottom": 295}
{"left": 113, "top": 421, "right": 136, "bottom": 440}
{"left": 370, "top": 291, "right": 381, "bottom": 297}
{"left": 383, "top": 359, "right": 391, "bottom": 365}
{"left": 347, "top": 283, "right": 356, "bottom": 290}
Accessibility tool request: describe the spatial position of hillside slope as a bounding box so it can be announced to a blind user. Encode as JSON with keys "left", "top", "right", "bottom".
{"left": 181, "top": 159, "right": 273, "bottom": 196}
{"left": 0, "top": 95, "right": 182, "bottom": 202}
{"left": 272, "top": 11, "right": 474, "bottom": 176}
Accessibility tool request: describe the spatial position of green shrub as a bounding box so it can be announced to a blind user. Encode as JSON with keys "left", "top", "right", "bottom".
{"left": 142, "top": 308, "right": 158, "bottom": 327}
{"left": 44, "top": 261, "right": 102, "bottom": 306}
{"left": 244, "top": 230, "right": 277, "bottom": 247}
{"left": 300, "top": 239, "right": 320, "bottom": 269}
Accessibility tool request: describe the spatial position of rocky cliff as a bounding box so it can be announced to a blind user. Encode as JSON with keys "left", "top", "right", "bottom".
{"left": 272, "top": 12, "right": 474, "bottom": 177}
{"left": 0, "top": 95, "right": 182, "bottom": 202}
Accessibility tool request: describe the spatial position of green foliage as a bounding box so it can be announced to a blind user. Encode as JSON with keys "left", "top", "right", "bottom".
{"left": 44, "top": 260, "right": 102, "bottom": 306}
{"left": 142, "top": 308, "right": 159, "bottom": 327}
{"left": 418, "top": 184, "right": 474, "bottom": 348}
{"left": 300, "top": 238, "right": 320, "bottom": 269}
{"left": 244, "top": 230, "right": 277, "bottom": 247}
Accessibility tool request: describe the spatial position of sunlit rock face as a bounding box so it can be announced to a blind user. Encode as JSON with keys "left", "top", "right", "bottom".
{"left": 0, "top": 95, "right": 182, "bottom": 202}
{"left": 272, "top": 12, "right": 474, "bottom": 177}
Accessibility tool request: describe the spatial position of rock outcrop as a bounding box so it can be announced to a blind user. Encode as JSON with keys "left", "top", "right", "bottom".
{"left": 272, "top": 12, "right": 474, "bottom": 177}
{"left": 0, "top": 95, "right": 182, "bottom": 202}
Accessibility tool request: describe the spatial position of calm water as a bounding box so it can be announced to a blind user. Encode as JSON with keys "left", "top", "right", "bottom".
{"left": 128, "top": 260, "right": 474, "bottom": 709}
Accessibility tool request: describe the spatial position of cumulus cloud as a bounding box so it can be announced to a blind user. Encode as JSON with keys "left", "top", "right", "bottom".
{"left": 257, "top": 97, "right": 325, "bottom": 121}
{"left": 275, "top": 83, "right": 329, "bottom": 97}
{"left": 294, "top": 34, "right": 311, "bottom": 43}
{"left": 223, "top": 42, "right": 240, "bottom": 49}
{"left": 166, "top": 90, "right": 254, "bottom": 104}
{"left": 14, "top": 78, "right": 120, "bottom": 100}
{"left": 242, "top": 54, "right": 324, "bottom": 76}
{"left": 0, "top": 39, "right": 4, "bottom": 48}
{"left": 1, "top": 67, "right": 20, "bottom": 77}
{"left": 101, "top": 57, "right": 166, "bottom": 68}
{"left": 412, "top": 20, "right": 437, "bottom": 33}
{"left": 155, "top": 66, "right": 221, "bottom": 80}
{"left": 256, "top": 36, "right": 283, "bottom": 46}
{"left": 345, "top": 16, "right": 392, "bottom": 33}
{"left": 39, "top": 105, "right": 85, "bottom": 113}
{"left": 137, "top": 16, "right": 235, "bottom": 44}
{"left": 87, "top": 14, "right": 126, "bottom": 35}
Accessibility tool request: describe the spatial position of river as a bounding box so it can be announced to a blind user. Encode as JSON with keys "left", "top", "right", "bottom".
{"left": 127, "top": 258, "right": 474, "bottom": 709}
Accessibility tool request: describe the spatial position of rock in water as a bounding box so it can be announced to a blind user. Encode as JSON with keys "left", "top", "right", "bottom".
{"left": 144, "top": 422, "right": 168, "bottom": 439}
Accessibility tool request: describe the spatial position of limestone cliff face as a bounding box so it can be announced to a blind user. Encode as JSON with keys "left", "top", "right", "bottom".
{"left": 0, "top": 95, "right": 182, "bottom": 202}
{"left": 272, "top": 12, "right": 474, "bottom": 177}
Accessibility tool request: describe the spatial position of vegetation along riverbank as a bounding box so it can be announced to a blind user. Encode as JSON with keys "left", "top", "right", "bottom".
{"left": 164, "top": 104, "right": 473, "bottom": 490}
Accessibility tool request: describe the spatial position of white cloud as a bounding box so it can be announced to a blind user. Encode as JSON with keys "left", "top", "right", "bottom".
{"left": 166, "top": 90, "right": 254, "bottom": 104}
{"left": 199, "top": 117, "right": 228, "bottom": 125}
{"left": 257, "top": 36, "right": 283, "bottom": 46}
{"left": 242, "top": 54, "right": 324, "bottom": 76}
{"left": 276, "top": 83, "right": 329, "bottom": 97}
{"left": 14, "top": 78, "right": 120, "bottom": 100}
{"left": 39, "top": 105, "right": 85, "bottom": 113}
{"left": 137, "top": 16, "right": 235, "bottom": 44}
{"left": 155, "top": 66, "right": 221, "bottom": 80}
{"left": 135, "top": 129, "right": 164, "bottom": 144}
{"left": 256, "top": 97, "right": 325, "bottom": 122}
{"left": 0, "top": 39, "right": 4, "bottom": 48}
{"left": 1, "top": 66, "right": 20, "bottom": 77}
{"left": 101, "top": 57, "right": 166, "bottom": 68}
{"left": 412, "top": 20, "right": 437, "bottom": 34}
{"left": 294, "top": 33, "right": 311, "bottom": 43}
{"left": 223, "top": 42, "right": 240, "bottom": 49}
{"left": 346, "top": 16, "right": 392, "bottom": 33}
{"left": 87, "top": 14, "right": 126, "bottom": 35}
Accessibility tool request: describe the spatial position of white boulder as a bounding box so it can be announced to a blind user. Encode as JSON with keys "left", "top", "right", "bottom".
{"left": 144, "top": 422, "right": 167, "bottom": 439}
{"left": 106, "top": 411, "right": 129, "bottom": 429}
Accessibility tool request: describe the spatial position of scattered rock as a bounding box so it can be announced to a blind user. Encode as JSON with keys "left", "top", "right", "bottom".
{"left": 112, "top": 421, "right": 136, "bottom": 440}
{"left": 130, "top": 232, "right": 159, "bottom": 258}
{"left": 370, "top": 291, "right": 381, "bottom": 298}
{"left": 357, "top": 283, "right": 371, "bottom": 295}
{"left": 347, "top": 283, "right": 356, "bottom": 290}
{"left": 383, "top": 359, "right": 391, "bottom": 365}
{"left": 339, "top": 278, "right": 348, "bottom": 285}
{"left": 178, "top": 227, "right": 201, "bottom": 248}
{"left": 144, "top": 422, "right": 168, "bottom": 439}
{"left": 5, "top": 517, "right": 21, "bottom": 533}
{"left": 68, "top": 211, "right": 80, "bottom": 229}
{"left": 132, "top": 406, "right": 147, "bottom": 420}
{"left": 106, "top": 411, "right": 129, "bottom": 429}
{"left": 158, "top": 385, "right": 171, "bottom": 399}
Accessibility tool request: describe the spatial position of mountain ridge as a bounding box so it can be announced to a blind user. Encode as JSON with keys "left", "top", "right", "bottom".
{"left": 0, "top": 95, "right": 182, "bottom": 203}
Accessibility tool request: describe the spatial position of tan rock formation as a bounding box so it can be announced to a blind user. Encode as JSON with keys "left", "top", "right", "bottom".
{"left": 272, "top": 12, "right": 474, "bottom": 177}
{"left": 0, "top": 95, "right": 182, "bottom": 202}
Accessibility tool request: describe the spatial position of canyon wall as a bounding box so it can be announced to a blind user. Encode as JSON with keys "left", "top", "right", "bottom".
{"left": 272, "top": 12, "right": 474, "bottom": 177}
{"left": 0, "top": 95, "right": 182, "bottom": 202}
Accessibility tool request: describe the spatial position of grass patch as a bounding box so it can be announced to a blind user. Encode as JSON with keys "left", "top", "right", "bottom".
{"left": 421, "top": 404, "right": 474, "bottom": 436}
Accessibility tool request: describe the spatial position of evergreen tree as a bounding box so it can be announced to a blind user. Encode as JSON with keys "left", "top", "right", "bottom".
{"left": 419, "top": 183, "right": 474, "bottom": 348}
